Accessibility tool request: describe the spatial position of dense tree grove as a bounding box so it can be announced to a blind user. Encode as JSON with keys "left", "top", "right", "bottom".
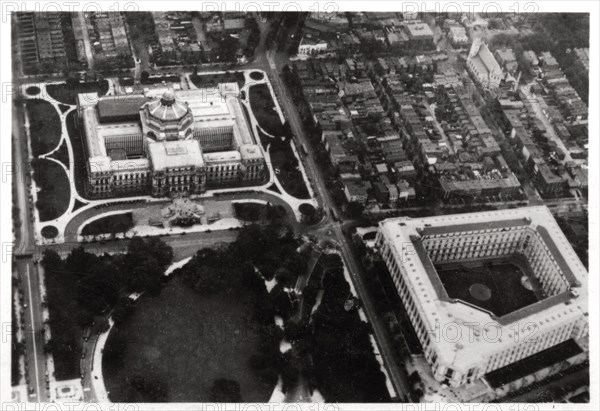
{"left": 174, "top": 224, "right": 309, "bottom": 394}
{"left": 490, "top": 14, "right": 589, "bottom": 103}
{"left": 42, "top": 237, "right": 173, "bottom": 379}
{"left": 310, "top": 254, "right": 391, "bottom": 402}
{"left": 210, "top": 379, "right": 242, "bottom": 402}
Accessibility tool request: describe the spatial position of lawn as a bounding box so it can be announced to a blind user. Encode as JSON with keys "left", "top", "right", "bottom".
{"left": 233, "top": 202, "right": 287, "bottom": 223}
{"left": 435, "top": 258, "right": 541, "bottom": 317}
{"left": 41, "top": 225, "right": 59, "bottom": 239}
{"left": 190, "top": 71, "right": 245, "bottom": 90}
{"left": 270, "top": 139, "right": 310, "bottom": 199}
{"left": 49, "top": 140, "right": 70, "bottom": 168}
{"left": 66, "top": 110, "right": 91, "bottom": 200}
{"left": 249, "top": 71, "right": 264, "bottom": 81}
{"left": 233, "top": 202, "right": 265, "bottom": 222}
{"left": 25, "top": 99, "right": 62, "bottom": 157}
{"left": 103, "top": 277, "right": 276, "bottom": 402}
{"left": 31, "top": 158, "right": 71, "bottom": 222}
{"left": 249, "top": 84, "right": 288, "bottom": 137}
{"left": 46, "top": 80, "right": 109, "bottom": 105}
{"left": 81, "top": 213, "right": 134, "bottom": 236}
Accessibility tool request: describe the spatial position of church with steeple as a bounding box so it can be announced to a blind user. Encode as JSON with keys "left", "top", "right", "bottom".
{"left": 466, "top": 38, "right": 503, "bottom": 90}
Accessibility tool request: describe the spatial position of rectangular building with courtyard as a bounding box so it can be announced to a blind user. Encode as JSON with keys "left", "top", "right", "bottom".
{"left": 77, "top": 82, "right": 266, "bottom": 197}
{"left": 376, "top": 206, "right": 588, "bottom": 388}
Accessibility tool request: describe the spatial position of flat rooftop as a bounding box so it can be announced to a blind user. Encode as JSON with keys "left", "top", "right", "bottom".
{"left": 147, "top": 139, "right": 205, "bottom": 171}
{"left": 97, "top": 95, "right": 151, "bottom": 122}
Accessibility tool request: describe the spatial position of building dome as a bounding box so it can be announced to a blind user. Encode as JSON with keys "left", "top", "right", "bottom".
{"left": 146, "top": 89, "right": 190, "bottom": 122}
{"left": 162, "top": 88, "right": 175, "bottom": 103}
{"left": 140, "top": 88, "right": 195, "bottom": 141}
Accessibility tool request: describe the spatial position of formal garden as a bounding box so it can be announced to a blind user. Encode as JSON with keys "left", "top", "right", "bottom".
{"left": 25, "top": 99, "right": 62, "bottom": 157}
{"left": 249, "top": 83, "right": 288, "bottom": 137}
{"left": 31, "top": 158, "right": 71, "bottom": 222}
{"left": 65, "top": 110, "right": 91, "bottom": 200}
{"left": 270, "top": 137, "right": 310, "bottom": 200}
{"left": 45, "top": 79, "right": 110, "bottom": 105}
{"left": 247, "top": 82, "right": 311, "bottom": 200}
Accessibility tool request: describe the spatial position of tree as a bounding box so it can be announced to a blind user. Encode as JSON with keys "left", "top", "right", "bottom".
{"left": 284, "top": 319, "right": 311, "bottom": 342}
{"left": 346, "top": 201, "right": 365, "bottom": 219}
{"left": 280, "top": 351, "right": 300, "bottom": 394}
{"left": 271, "top": 284, "right": 293, "bottom": 319}
{"left": 210, "top": 379, "right": 242, "bottom": 402}
{"left": 233, "top": 202, "right": 262, "bottom": 221}
{"left": 266, "top": 203, "right": 287, "bottom": 223}
{"left": 129, "top": 374, "right": 169, "bottom": 402}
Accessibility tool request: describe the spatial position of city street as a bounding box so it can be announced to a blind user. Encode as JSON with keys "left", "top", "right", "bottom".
{"left": 13, "top": 88, "right": 50, "bottom": 401}
{"left": 333, "top": 223, "right": 412, "bottom": 401}
{"left": 14, "top": 258, "right": 49, "bottom": 402}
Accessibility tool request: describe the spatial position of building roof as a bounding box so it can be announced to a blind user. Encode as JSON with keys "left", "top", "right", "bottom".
{"left": 145, "top": 89, "right": 191, "bottom": 122}
{"left": 344, "top": 180, "right": 368, "bottom": 198}
{"left": 223, "top": 17, "right": 245, "bottom": 31}
{"left": 468, "top": 39, "right": 502, "bottom": 77}
{"left": 147, "top": 139, "right": 205, "bottom": 170}
{"left": 203, "top": 150, "right": 242, "bottom": 163}
{"left": 78, "top": 77, "right": 263, "bottom": 174}
{"left": 495, "top": 48, "right": 516, "bottom": 64}
{"left": 97, "top": 95, "right": 150, "bottom": 122}
{"left": 404, "top": 22, "right": 434, "bottom": 39}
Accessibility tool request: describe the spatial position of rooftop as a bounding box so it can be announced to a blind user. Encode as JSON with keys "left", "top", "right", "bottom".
{"left": 404, "top": 22, "right": 434, "bottom": 39}
{"left": 147, "top": 139, "right": 205, "bottom": 170}
{"left": 97, "top": 95, "right": 151, "bottom": 122}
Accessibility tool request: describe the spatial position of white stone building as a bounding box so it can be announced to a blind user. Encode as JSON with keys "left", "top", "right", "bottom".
{"left": 77, "top": 84, "right": 266, "bottom": 198}
{"left": 376, "top": 207, "right": 588, "bottom": 388}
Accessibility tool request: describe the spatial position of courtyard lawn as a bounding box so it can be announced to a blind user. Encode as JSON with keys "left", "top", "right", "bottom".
{"left": 103, "top": 277, "right": 276, "bottom": 402}
{"left": 270, "top": 139, "right": 310, "bottom": 199}
{"left": 249, "top": 84, "right": 288, "bottom": 137}
{"left": 435, "top": 258, "right": 541, "bottom": 317}
{"left": 81, "top": 213, "right": 134, "bottom": 237}
{"left": 26, "top": 99, "right": 62, "bottom": 157}
{"left": 31, "top": 158, "right": 71, "bottom": 222}
{"left": 46, "top": 80, "right": 109, "bottom": 105}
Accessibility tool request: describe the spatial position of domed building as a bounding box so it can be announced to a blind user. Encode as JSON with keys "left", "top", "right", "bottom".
{"left": 140, "top": 89, "right": 195, "bottom": 141}
{"left": 77, "top": 80, "right": 267, "bottom": 198}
